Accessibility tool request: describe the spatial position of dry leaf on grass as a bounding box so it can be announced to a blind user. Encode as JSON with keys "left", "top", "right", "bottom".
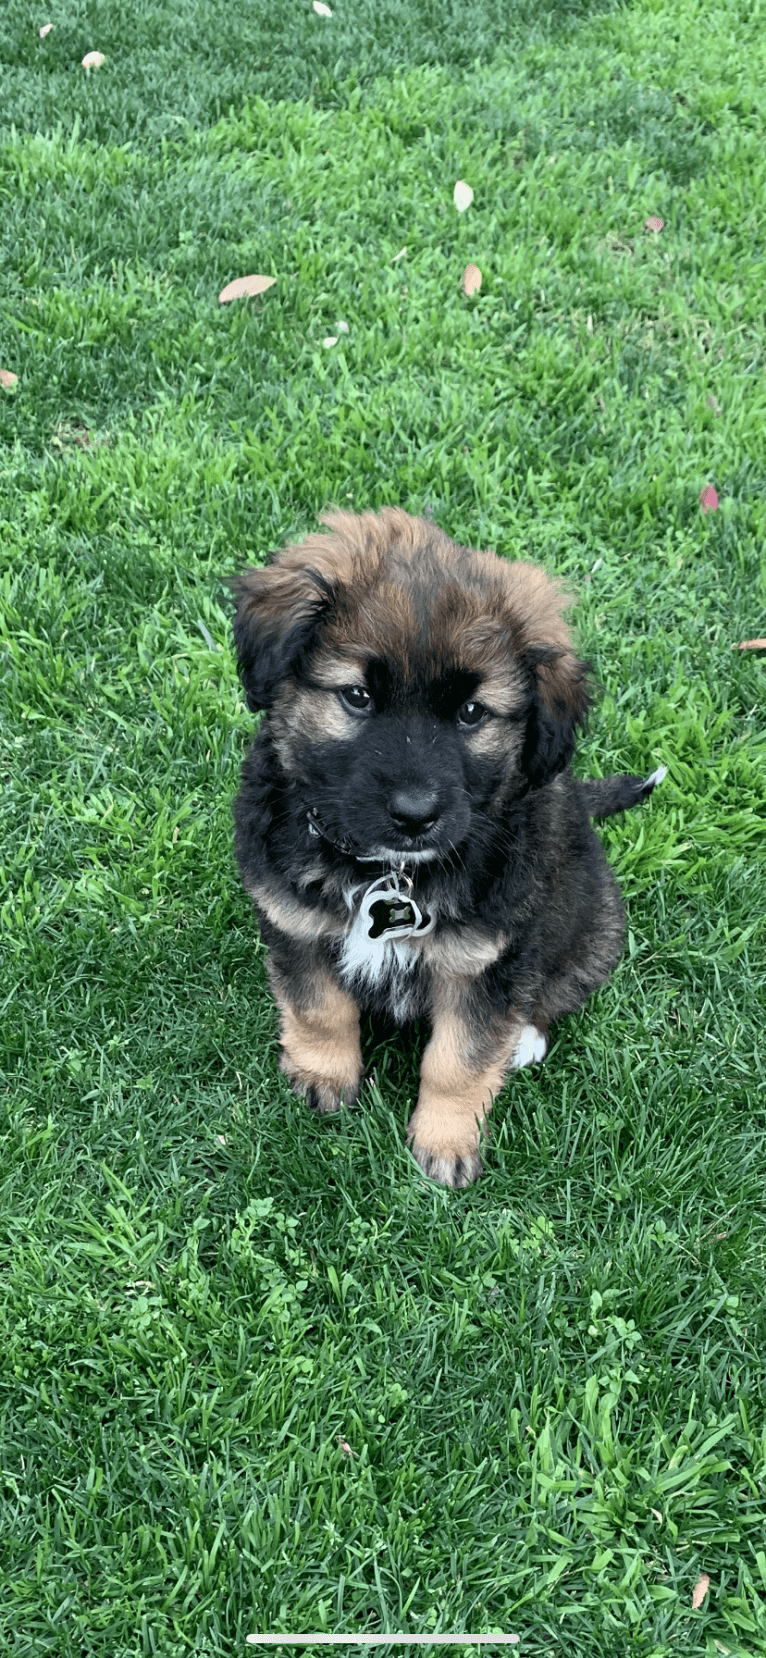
{"left": 463, "top": 263, "right": 482, "bottom": 295}
{"left": 0, "top": 369, "right": 19, "bottom": 388}
{"left": 216, "top": 1134, "right": 227, "bottom": 1146}
{"left": 453, "top": 179, "right": 474, "bottom": 212}
{"left": 337, "top": 1437, "right": 355, "bottom": 1456}
{"left": 645, "top": 215, "right": 664, "bottom": 232}
{"left": 39, "top": 23, "right": 54, "bottom": 38}
{"left": 82, "top": 51, "right": 105, "bottom": 68}
{"left": 692, "top": 1573, "right": 710, "bottom": 1609}
{"left": 650, "top": 1508, "right": 662, "bottom": 1523}
{"left": 733, "top": 638, "right": 766, "bottom": 651}
{"left": 313, "top": 1, "right": 333, "bottom": 13}
{"left": 706, "top": 393, "right": 722, "bottom": 415}
{"left": 218, "top": 274, "right": 276, "bottom": 304}
{"left": 322, "top": 336, "right": 338, "bottom": 349}
{"left": 700, "top": 484, "right": 718, "bottom": 512}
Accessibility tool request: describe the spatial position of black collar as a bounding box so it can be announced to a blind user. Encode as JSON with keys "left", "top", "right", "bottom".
{"left": 306, "top": 808, "right": 408, "bottom": 870}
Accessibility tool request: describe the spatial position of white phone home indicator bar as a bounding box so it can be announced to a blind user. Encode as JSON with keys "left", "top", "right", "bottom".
{"left": 247, "top": 1637, "right": 521, "bottom": 1647}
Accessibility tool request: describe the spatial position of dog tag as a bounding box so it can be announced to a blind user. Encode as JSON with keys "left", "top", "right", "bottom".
{"left": 359, "top": 872, "right": 434, "bottom": 942}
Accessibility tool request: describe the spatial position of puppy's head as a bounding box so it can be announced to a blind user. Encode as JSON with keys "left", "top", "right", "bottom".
{"left": 232, "top": 509, "right": 590, "bottom": 861}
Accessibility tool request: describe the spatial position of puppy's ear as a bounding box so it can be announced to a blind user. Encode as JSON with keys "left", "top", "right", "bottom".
{"left": 231, "top": 525, "right": 354, "bottom": 711}
{"left": 503, "top": 562, "right": 592, "bottom": 789}
{"left": 231, "top": 564, "right": 328, "bottom": 711}
{"left": 520, "top": 647, "right": 592, "bottom": 787}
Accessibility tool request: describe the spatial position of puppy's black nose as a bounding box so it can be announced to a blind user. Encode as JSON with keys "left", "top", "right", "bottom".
{"left": 387, "top": 786, "right": 440, "bottom": 836}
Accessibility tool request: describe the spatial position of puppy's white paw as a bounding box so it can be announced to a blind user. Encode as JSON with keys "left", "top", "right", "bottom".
{"left": 510, "top": 1024, "right": 548, "bottom": 1069}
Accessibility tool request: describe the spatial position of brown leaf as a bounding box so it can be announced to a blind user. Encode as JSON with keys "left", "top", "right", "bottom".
{"left": 692, "top": 1572, "right": 711, "bottom": 1610}
{"left": 0, "top": 369, "right": 18, "bottom": 388}
{"left": 463, "top": 263, "right": 482, "bottom": 296}
{"left": 645, "top": 215, "right": 664, "bottom": 232}
{"left": 733, "top": 638, "right": 766, "bottom": 651}
{"left": 82, "top": 51, "right": 105, "bottom": 68}
{"left": 700, "top": 484, "right": 718, "bottom": 512}
{"left": 706, "top": 393, "right": 722, "bottom": 415}
{"left": 337, "top": 1437, "right": 355, "bottom": 1456}
{"left": 218, "top": 274, "right": 276, "bottom": 304}
{"left": 39, "top": 23, "right": 54, "bottom": 38}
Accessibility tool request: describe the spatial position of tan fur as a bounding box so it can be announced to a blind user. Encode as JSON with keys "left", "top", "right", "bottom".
{"left": 234, "top": 527, "right": 361, "bottom": 638}
{"left": 406, "top": 1003, "right": 507, "bottom": 1187}
{"left": 270, "top": 967, "right": 362, "bottom": 1112}
{"left": 406, "top": 998, "right": 546, "bottom": 1185}
{"left": 501, "top": 562, "right": 586, "bottom": 723}
{"left": 271, "top": 684, "right": 360, "bottom": 771}
{"left": 246, "top": 879, "right": 340, "bottom": 941}
{"left": 321, "top": 583, "right": 418, "bottom": 666}
{"left": 468, "top": 719, "right": 525, "bottom": 769}
{"left": 419, "top": 924, "right": 508, "bottom": 978}
{"left": 309, "top": 651, "right": 372, "bottom": 689}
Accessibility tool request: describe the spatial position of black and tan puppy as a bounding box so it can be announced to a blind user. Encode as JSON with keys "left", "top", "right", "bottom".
{"left": 232, "top": 508, "right": 664, "bottom": 1187}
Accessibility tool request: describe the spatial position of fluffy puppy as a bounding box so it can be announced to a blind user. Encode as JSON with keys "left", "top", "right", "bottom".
{"left": 232, "top": 508, "right": 664, "bottom": 1187}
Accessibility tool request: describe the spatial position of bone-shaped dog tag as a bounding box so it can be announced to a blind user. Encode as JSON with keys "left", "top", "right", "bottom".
{"left": 359, "top": 873, "right": 435, "bottom": 942}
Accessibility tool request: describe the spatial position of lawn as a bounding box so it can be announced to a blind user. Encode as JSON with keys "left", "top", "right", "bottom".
{"left": 1, "top": 0, "right": 766, "bottom": 1654}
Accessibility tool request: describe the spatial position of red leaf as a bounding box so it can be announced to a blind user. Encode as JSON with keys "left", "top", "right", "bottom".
{"left": 700, "top": 485, "right": 718, "bottom": 512}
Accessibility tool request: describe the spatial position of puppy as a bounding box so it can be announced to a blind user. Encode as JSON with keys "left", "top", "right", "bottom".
{"left": 232, "top": 508, "right": 664, "bottom": 1187}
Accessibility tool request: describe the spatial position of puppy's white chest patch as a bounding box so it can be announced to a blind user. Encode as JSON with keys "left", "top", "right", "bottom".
{"left": 339, "top": 903, "right": 420, "bottom": 1022}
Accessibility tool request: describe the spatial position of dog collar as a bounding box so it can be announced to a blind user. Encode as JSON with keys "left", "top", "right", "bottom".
{"left": 306, "top": 810, "right": 435, "bottom": 942}
{"left": 306, "top": 808, "right": 377, "bottom": 862}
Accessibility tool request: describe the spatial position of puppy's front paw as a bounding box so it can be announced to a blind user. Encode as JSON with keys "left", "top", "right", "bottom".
{"left": 305, "top": 1077, "right": 362, "bottom": 1114}
{"left": 406, "top": 1110, "right": 484, "bottom": 1188}
{"left": 281, "top": 1058, "right": 362, "bottom": 1114}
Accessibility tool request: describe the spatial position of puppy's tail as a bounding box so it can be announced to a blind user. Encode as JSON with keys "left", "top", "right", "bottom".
{"left": 582, "top": 766, "right": 667, "bottom": 819}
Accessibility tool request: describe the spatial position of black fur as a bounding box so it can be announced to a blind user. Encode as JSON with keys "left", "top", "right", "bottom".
{"left": 581, "top": 770, "right": 666, "bottom": 818}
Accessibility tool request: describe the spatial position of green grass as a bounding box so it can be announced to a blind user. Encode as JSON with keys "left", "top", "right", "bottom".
{"left": 1, "top": 0, "right": 766, "bottom": 1653}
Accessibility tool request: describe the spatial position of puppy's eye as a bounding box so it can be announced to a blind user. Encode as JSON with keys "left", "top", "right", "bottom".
{"left": 339, "top": 685, "right": 373, "bottom": 715}
{"left": 457, "top": 700, "right": 487, "bottom": 728}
